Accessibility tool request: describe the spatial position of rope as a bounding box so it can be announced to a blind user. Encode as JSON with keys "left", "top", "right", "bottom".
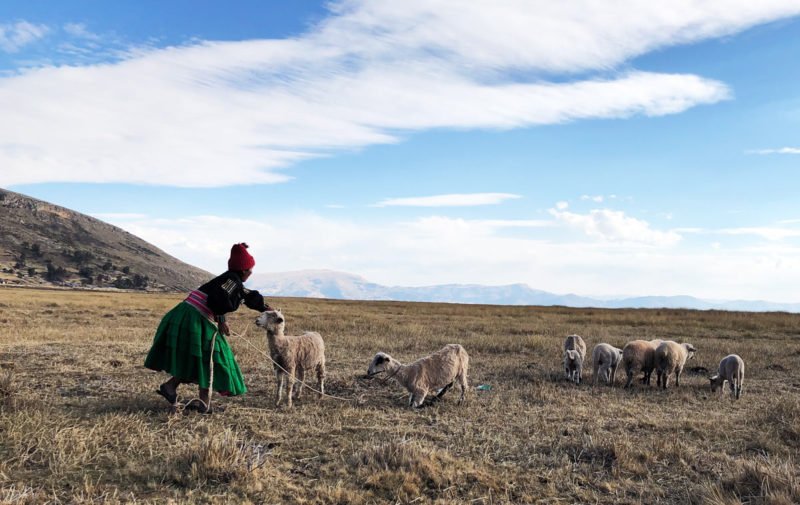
{"left": 229, "top": 323, "right": 356, "bottom": 403}
{"left": 169, "top": 329, "right": 218, "bottom": 414}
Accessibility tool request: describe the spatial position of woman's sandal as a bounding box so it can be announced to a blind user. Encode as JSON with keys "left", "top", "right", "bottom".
{"left": 156, "top": 384, "right": 177, "bottom": 405}
{"left": 184, "top": 399, "right": 226, "bottom": 414}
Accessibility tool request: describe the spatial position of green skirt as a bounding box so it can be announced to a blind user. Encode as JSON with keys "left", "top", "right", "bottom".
{"left": 144, "top": 302, "right": 247, "bottom": 396}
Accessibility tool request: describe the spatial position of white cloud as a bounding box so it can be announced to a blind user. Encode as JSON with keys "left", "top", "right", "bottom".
{"left": 719, "top": 227, "right": 800, "bottom": 241}
{"left": 581, "top": 194, "right": 605, "bottom": 203}
{"left": 0, "top": 21, "right": 48, "bottom": 52}
{"left": 374, "top": 193, "right": 521, "bottom": 207}
{"left": 63, "top": 23, "right": 100, "bottom": 41}
{"left": 101, "top": 211, "right": 800, "bottom": 302}
{"left": 555, "top": 201, "right": 569, "bottom": 210}
{"left": 2, "top": 0, "right": 796, "bottom": 187}
{"left": 549, "top": 208, "right": 682, "bottom": 246}
{"left": 747, "top": 147, "right": 800, "bottom": 155}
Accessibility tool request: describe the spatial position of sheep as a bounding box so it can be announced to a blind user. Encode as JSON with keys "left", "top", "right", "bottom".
{"left": 709, "top": 354, "right": 745, "bottom": 399}
{"left": 591, "top": 343, "right": 623, "bottom": 386}
{"left": 366, "top": 344, "right": 469, "bottom": 408}
{"left": 563, "top": 335, "right": 587, "bottom": 384}
{"left": 622, "top": 339, "right": 663, "bottom": 388}
{"left": 255, "top": 309, "right": 326, "bottom": 408}
{"left": 654, "top": 341, "right": 697, "bottom": 389}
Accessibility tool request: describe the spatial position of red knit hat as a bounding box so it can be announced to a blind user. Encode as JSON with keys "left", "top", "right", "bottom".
{"left": 228, "top": 243, "right": 255, "bottom": 271}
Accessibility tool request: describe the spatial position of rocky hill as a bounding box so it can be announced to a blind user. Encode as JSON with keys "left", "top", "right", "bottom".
{"left": 0, "top": 188, "right": 211, "bottom": 291}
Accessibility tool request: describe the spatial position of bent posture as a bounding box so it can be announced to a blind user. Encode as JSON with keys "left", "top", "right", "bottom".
{"left": 710, "top": 354, "right": 745, "bottom": 399}
{"left": 592, "top": 343, "right": 623, "bottom": 386}
{"left": 655, "top": 341, "right": 697, "bottom": 389}
{"left": 367, "top": 344, "right": 469, "bottom": 408}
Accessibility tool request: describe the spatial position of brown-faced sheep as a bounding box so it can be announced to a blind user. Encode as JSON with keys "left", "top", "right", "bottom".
{"left": 563, "top": 335, "right": 587, "bottom": 384}
{"left": 366, "top": 344, "right": 469, "bottom": 408}
{"left": 622, "top": 339, "right": 663, "bottom": 388}
{"left": 710, "top": 354, "right": 745, "bottom": 399}
{"left": 654, "top": 341, "right": 696, "bottom": 389}
{"left": 255, "top": 309, "right": 326, "bottom": 408}
{"left": 591, "top": 343, "right": 623, "bottom": 386}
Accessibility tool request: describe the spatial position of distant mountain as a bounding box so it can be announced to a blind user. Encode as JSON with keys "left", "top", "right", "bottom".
{"left": 249, "top": 269, "right": 800, "bottom": 313}
{"left": 0, "top": 188, "right": 212, "bottom": 291}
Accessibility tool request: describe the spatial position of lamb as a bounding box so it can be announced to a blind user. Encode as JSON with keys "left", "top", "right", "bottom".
{"left": 709, "top": 354, "right": 745, "bottom": 399}
{"left": 563, "top": 335, "right": 587, "bottom": 384}
{"left": 366, "top": 344, "right": 469, "bottom": 408}
{"left": 591, "top": 343, "right": 623, "bottom": 386}
{"left": 654, "top": 341, "right": 697, "bottom": 389}
{"left": 622, "top": 339, "right": 663, "bottom": 388}
{"left": 255, "top": 309, "right": 326, "bottom": 408}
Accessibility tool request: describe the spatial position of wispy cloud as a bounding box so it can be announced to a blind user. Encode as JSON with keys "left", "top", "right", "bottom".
{"left": 0, "top": 21, "right": 49, "bottom": 53}
{"left": 374, "top": 193, "right": 521, "bottom": 207}
{"left": 746, "top": 147, "right": 800, "bottom": 155}
{"left": 1, "top": 1, "right": 798, "bottom": 187}
{"left": 718, "top": 227, "right": 800, "bottom": 241}
{"left": 580, "top": 194, "right": 605, "bottom": 203}
{"left": 549, "top": 207, "right": 682, "bottom": 246}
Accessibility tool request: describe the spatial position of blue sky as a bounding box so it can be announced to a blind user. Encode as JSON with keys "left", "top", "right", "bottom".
{"left": 2, "top": 1, "right": 800, "bottom": 301}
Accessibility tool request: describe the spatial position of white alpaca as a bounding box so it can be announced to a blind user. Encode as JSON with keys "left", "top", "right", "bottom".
{"left": 255, "top": 309, "right": 326, "bottom": 408}
{"left": 367, "top": 344, "right": 469, "bottom": 408}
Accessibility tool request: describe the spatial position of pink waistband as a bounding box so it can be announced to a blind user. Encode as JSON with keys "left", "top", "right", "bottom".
{"left": 184, "top": 290, "right": 215, "bottom": 322}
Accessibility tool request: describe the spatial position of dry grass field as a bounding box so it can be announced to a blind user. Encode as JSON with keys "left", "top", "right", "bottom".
{"left": 1, "top": 287, "right": 799, "bottom": 504}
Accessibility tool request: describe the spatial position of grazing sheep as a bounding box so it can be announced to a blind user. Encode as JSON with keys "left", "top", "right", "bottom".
{"left": 654, "top": 341, "right": 697, "bottom": 389}
{"left": 255, "top": 309, "right": 326, "bottom": 408}
{"left": 591, "top": 343, "right": 623, "bottom": 386}
{"left": 366, "top": 344, "right": 469, "bottom": 408}
{"left": 710, "top": 354, "right": 745, "bottom": 399}
{"left": 563, "top": 335, "right": 587, "bottom": 384}
{"left": 622, "top": 339, "right": 663, "bottom": 388}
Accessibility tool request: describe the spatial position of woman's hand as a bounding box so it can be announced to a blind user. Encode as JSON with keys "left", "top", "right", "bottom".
{"left": 218, "top": 320, "right": 230, "bottom": 336}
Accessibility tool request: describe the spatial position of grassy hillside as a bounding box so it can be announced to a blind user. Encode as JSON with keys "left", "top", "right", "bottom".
{"left": 0, "top": 287, "right": 798, "bottom": 504}
{"left": 0, "top": 188, "right": 211, "bottom": 291}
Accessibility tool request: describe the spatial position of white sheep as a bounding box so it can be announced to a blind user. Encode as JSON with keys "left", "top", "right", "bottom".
{"left": 709, "top": 354, "right": 745, "bottom": 399}
{"left": 366, "top": 344, "right": 469, "bottom": 408}
{"left": 563, "top": 334, "right": 587, "bottom": 384}
{"left": 654, "top": 341, "right": 696, "bottom": 389}
{"left": 591, "top": 343, "right": 623, "bottom": 386}
{"left": 255, "top": 309, "right": 326, "bottom": 408}
{"left": 622, "top": 339, "right": 663, "bottom": 388}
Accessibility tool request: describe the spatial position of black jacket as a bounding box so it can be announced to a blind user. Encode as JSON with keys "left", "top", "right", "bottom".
{"left": 197, "top": 271, "right": 268, "bottom": 322}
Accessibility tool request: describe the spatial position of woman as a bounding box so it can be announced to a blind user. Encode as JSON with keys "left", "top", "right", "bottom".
{"left": 144, "top": 242, "right": 271, "bottom": 413}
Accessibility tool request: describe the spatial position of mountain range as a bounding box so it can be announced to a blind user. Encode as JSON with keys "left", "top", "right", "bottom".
{"left": 2, "top": 186, "right": 798, "bottom": 312}
{"left": 248, "top": 269, "right": 800, "bottom": 313}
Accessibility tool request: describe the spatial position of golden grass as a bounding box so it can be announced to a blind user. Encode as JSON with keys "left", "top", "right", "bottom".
{"left": 1, "top": 287, "right": 799, "bottom": 503}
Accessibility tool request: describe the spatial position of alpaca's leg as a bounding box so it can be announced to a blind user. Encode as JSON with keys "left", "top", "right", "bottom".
{"left": 275, "top": 372, "right": 284, "bottom": 406}
{"left": 458, "top": 373, "right": 468, "bottom": 404}
{"left": 624, "top": 368, "right": 634, "bottom": 389}
{"left": 286, "top": 367, "right": 295, "bottom": 408}
{"left": 294, "top": 368, "right": 304, "bottom": 399}
{"left": 317, "top": 362, "right": 326, "bottom": 398}
{"left": 411, "top": 389, "right": 427, "bottom": 408}
{"left": 435, "top": 382, "right": 453, "bottom": 398}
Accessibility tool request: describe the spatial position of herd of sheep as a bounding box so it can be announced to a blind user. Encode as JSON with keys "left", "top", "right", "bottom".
{"left": 254, "top": 309, "right": 745, "bottom": 409}
{"left": 564, "top": 334, "right": 744, "bottom": 398}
